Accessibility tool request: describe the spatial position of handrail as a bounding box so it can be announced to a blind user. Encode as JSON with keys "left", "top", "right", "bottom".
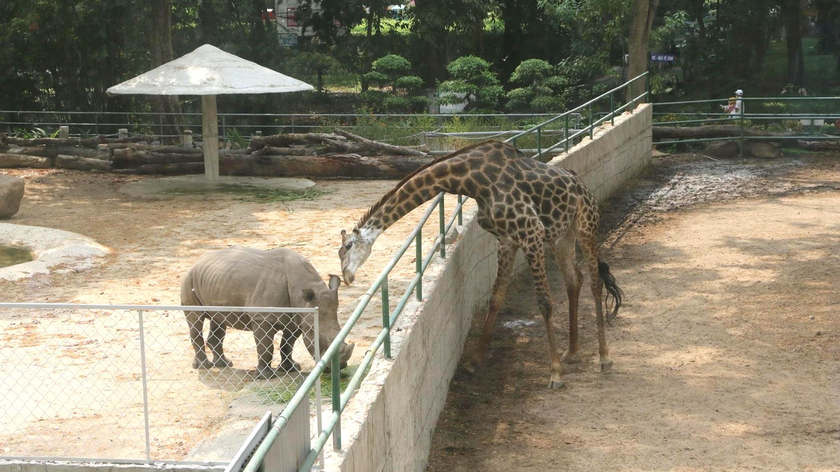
{"left": 0, "top": 302, "right": 315, "bottom": 313}
{"left": 651, "top": 96, "right": 840, "bottom": 149}
{"left": 241, "top": 72, "right": 650, "bottom": 472}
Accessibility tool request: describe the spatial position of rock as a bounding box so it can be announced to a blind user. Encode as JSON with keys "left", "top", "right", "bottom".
{"left": 745, "top": 142, "right": 781, "bottom": 158}
{"left": 0, "top": 174, "right": 24, "bottom": 219}
{"left": 704, "top": 141, "right": 739, "bottom": 158}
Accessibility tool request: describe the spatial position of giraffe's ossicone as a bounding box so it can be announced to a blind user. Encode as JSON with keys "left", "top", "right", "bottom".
{"left": 338, "top": 140, "right": 623, "bottom": 389}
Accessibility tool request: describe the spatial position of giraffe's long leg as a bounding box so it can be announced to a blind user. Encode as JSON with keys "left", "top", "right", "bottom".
{"left": 550, "top": 231, "right": 583, "bottom": 365}
{"left": 520, "top": 233, "right": 564, "bottom": 389}
{"left": 578, "top": 228, "right": 612, "bottom": 372}
{"left": 462, "top": 239, "right": 518, "bottom": 374}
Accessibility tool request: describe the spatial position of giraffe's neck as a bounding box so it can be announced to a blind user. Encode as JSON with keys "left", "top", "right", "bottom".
{"left": 357, "top": 160, "right": 467, "bottom": 238}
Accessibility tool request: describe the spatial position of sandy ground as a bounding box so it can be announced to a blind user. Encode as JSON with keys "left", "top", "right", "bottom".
{"left": 0, "top": 169, "right": 470, "bottom": 461}
{"left": 427, "top": 153, "right": 840, "bottom": 471}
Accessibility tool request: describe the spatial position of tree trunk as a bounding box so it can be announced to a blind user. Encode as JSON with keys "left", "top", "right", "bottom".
{"left": 146, "top": 0, "right": 183, "bottom": 140}
{"left": 628, "top": 0, "right": 660, "bottom": 100}
{"left": 784, "top": 0, "right": 806, "bottom": 86}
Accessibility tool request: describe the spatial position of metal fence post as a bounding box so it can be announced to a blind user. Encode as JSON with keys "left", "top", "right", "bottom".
{"left": 564, "top": 114, "right": 570, "bottom": 152}
{"left": 439, "top": 194, "right": 446, "bottom": 258}
{"left": 415, "top": 230, "right": 423, "bottom": 300}
{"left": 331, "top": 352, "right": 341, "bottom": 450}
{"left": 589, "top": 103, "right": 594, "bottom": 139}
{"left": 137, "top": 310, "right": 152, "bottom": 461}
{"left": 94, "top": 113, "right": 99, "bottom": 136}
{"left": 457, "top": 194, "right": 463, "bottom": 225}
{"left": 292, "top": 115, "right": 296, "bottom": 134}
{"left": 382, "top": 278, "right": 391, "bottom": 359}
{"left": 313, "top": 307, "right": 325, "bottom": 468}
{"left": 537, "top": 127, "right": 542, "bottom": 158}
{"left": 610, "top": 92, "right": 615, "bottom": 125}
{"left": 739, "top": 104, "right": 744, "bottom": 156}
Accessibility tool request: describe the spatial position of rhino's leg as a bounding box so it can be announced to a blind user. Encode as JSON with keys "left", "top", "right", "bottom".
{"left": 207, "top": 316, "right": 233, "bottom": 368}
{"left": 185, "top": 311, "right": 212, "bottom": 369}
{"left": 278, "top": 326, "right": 302, "bottom": 373}
{"left": 253, "top": 322, "right": 281, "bottom": 379}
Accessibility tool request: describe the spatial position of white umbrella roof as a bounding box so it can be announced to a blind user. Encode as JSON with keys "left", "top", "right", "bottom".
{"left": 106, "top": 44, "right": 313, "bottom": 96}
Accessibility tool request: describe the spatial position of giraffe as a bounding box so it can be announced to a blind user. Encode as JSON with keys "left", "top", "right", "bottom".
{"left": 338, "top": 140, "right": 623, "bottom": 389}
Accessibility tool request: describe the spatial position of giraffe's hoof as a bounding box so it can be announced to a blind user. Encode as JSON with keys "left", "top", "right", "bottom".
{"left": 460, "top": 361, "right": 476, "bottom": 375}
{"left": 561, "top": 350, "right": 582, "bottom": 365}
{"left": 600, "top": 360, "right": 614, "bottom": 372}
{"left": 548, "top": 379, "right": 566, "bottom": 390}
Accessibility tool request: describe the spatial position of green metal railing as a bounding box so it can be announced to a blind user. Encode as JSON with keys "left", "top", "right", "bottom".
{"left": 653, "top": 97, "right": 840, "bottom": 153}
{"left": 241, "top": 72, "right": 651, "bottom": 472}
{"left": 507, "top": 71, "right": 650, "bottom": 161}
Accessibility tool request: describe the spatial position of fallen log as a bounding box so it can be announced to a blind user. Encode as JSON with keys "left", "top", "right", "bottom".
{"left": 249, "top": 133, "right": 347, "bottom": 150}
{"left": 56, "top": 155, "right": 112, "bottom": 172}
{"left": 122, "top": 144, "right": 202, "bottom": 154}
{"left": 653, "top": 125, "right": 792, "bottom": 140}
{"left": 0, "top": 153, "right": 53, "bottom": 168}
{"left": 112, "top": 148, "right": 204, "bottom": 165}
{"left": 4, "top": 145, "right": 110, "bottom": 159}
{"left": 335, "top": 129, "right": 427, "bottom": 156}
{"left": 259, "top": 146, "right": 318, "bottom": 156}
{"left": 796, "top": 141, "right": 840, "bottom": 152}
{"left": 5, "top": 135, "right": 156, "bottom": 149}
{"left": 3, "top": 146, "right": 55, "bottom": 158}
{"left": 219, "top": 153, "right": 433, "bottom": 179}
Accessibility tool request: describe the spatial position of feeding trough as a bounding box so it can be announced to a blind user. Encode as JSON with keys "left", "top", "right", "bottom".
{"left": 106, "top": 44, "right": 314, "bottom": 181}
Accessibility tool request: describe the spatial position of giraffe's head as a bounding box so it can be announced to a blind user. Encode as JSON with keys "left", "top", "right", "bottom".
{"left": 339, "top": 228, "right": 373, "bottom": 286}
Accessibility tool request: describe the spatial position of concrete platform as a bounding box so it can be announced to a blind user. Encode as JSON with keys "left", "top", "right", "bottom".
{"left": 118, "top": 175, "right": 316, "bottom": 200}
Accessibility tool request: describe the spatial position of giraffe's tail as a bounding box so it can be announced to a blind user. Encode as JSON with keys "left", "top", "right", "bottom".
{"left": 598, "top": 260, "right": 623, "bottom": 323}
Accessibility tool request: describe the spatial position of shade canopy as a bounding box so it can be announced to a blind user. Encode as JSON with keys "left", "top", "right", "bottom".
{"left": 106, "top": 44, "right": 313, "bottom": 96}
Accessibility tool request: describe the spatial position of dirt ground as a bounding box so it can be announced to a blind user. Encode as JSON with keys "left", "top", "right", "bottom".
{"left": 427, "top": 153, "right": 840, "bottom": 471}
{"left": 0, "top": 169, "right": 469, "bottom": 460}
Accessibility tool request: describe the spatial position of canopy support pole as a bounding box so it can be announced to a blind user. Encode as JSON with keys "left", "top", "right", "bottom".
{"left": 201, "top": 95, "right": 220, "bottom": 181}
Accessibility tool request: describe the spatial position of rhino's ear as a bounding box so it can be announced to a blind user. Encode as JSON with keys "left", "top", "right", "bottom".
{"left": 328, "top": 274, "right": 341, "bottom": 292}
{"left": 301, "top": 288, "right": 317, "bottom": 304}
{"left": 341, "top": 230, "right": 347, "bottom": 242}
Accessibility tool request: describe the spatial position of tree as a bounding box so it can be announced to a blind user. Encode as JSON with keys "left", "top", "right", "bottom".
{"left": 628, "top": 0, "right": 660, "bottom": 100}
{"left": 290, "top": 52, "right": 344, "bottom": 93}
{"left": 146, "top": 0, "right": 183, "bottom": 136}
{"left": 437, "top": 56, "right": 504, "bottom": 112}
{"left": 506, "top": 59, "right": 563, "bottom": 111}
{"left": 781, "top": 0, "right": 805, "bottom": 86}
{"left": 362, "top": 54, "right": 428, "bottom": 112}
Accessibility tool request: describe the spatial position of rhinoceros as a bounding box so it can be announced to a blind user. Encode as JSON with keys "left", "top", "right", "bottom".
{"left": 180, "top": 246, "right": 355, "bottom": 379}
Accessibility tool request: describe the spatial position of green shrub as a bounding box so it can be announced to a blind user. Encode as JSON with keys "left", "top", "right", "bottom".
{"left": 437, "top": 56, "right": 503, "bottom": 112}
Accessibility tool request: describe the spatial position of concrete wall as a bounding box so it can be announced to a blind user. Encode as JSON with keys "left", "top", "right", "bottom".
{"left": 333, "top": 104, "right": 652, "bottom": 472}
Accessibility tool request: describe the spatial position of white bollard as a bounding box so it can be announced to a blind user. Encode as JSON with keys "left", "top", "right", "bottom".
{"left": 59, "top": 126, "right": 69, "bottom": 139}
{"left": 183, "top": 130, "right": 193, "bottom": 148}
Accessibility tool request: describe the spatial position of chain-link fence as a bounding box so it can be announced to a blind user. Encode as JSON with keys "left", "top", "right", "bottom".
{"left": 0, "top": 303, "right": 321, "bottom": 462}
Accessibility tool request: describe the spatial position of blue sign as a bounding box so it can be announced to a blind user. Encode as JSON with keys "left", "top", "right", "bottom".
{"left": 278, "top": 33, "right": 298, "bottom": 48}
{"left": 650, "top": 53, "right": 676, "bottom": 62}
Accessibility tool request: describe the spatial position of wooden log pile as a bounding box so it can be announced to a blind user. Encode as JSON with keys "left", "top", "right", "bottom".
{"left": 0, "top": 130, "right": 434, "bottom": 179}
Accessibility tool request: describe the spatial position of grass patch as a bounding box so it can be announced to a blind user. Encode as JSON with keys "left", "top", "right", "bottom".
{"left": 251, "top": 363, "right": 371, "bottom": 405}
{"left": 158, "top": 185, "right": 328, "bottom": 202}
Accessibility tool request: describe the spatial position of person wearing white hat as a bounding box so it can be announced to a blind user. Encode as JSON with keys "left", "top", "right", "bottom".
{"left": 722, "top": 89, "right": 744, "bottom": 118}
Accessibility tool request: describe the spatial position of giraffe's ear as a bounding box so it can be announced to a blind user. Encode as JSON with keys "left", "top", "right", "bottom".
{"left": 341, "top": 229, "right": 347, "bottom": 242}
